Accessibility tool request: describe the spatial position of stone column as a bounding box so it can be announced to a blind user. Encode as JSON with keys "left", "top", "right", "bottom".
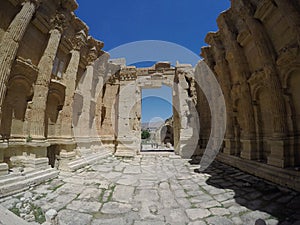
{"left": 59, "top": 31, "right": 86, "bottom": 140}
{"left": 115, "top": 79, "right": 139, "bottom": 157}
{"left": 175, "top": 66, "right": 199, "bottom": 159}
{"left": 205, "top": 33, "right": 236, "bottom": 155}
{"left": 0, "top": 0, "right": 40, "bottom": 128}
{"left": 29, "top": 13, "right": 65, "bottom": 140}
{"left": 239, "top": 2, "right": 288, "bottom": 135}
{"left": 73, "top": 46, "right": 98, "bottom": 150}
{"left": 217, "top": 12, "right": 257, "bottom": 159}
{"left": 89, "top": 53, "right": 110, "bottom": 148}
{"left": 239, "top": 1, "right": 289, "bottom": 167}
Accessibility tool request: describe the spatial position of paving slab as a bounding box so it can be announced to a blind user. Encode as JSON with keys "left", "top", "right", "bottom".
{"left": 0, "top": 154, "right": 299, "bottom": 225}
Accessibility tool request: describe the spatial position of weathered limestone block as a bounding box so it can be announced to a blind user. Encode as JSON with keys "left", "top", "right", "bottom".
{"left": 267, "top": 139, "right": 290, "bottom": 168}
{"left": 10, "top": 152, "right": 49, "bottom": 169}
{"left": 45, "top": 209, "right": 58, "bottom": 225}
{"left": 57, "top": 150, "right": 76, "bottom": 170}
{"left": 116, "top": 80, "right": 140, "bottom": 157}
{"left": 0, "top": 163, "right": 8, "bottom": 176}
{"left": 175, "top": 65, "right": 199, "bottom": 158}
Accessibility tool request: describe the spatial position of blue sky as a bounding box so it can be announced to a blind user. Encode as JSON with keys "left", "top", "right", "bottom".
{"left": 75, "top": 0, "right": 231, "bottom": 123}
{"left": 75, "top": 0, "right": 230, "bottom": 55}
{"left": 142, "top": 86, "right": 173, "bottom": 123}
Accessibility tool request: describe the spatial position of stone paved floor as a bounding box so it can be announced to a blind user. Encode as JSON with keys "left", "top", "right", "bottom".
{"left": 0, "top": 153, "right": 300, "bottom": 225}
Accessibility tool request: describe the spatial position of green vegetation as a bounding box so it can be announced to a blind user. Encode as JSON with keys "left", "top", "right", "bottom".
{"left": 32, "top": 205, "right": 45, "bottom": 224}
{"left": 10, "top": 207, "right": 20, "bottom": 216}
{"left": 26, "top": 135, "right": 32, "bottom": 142}
{"left": 141, "top": 129, "right": 150, "bottom": 139}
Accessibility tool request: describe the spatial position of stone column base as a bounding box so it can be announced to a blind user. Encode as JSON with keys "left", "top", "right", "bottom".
{"left": 267, "top": 139, "right": 289, "bottom": 168}
{"left": 0, "top": 147, "right": 4, "bottom": 163}
{"left": 0, "top": 163, "right": 8, "bottom": 176}
{"left": 241, "top": 139, "right": 257, "bottom": 160}
{"left": 115, "top": 138, "right": 137, "bottom": 157}
{"left": 58, "top": 150, "right": 76, "bottom": 170}
{"left": 10, "top": 153, "right": 50, "bottom": 170}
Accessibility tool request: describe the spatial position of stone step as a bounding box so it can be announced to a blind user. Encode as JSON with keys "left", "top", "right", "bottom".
{"left": 0, "top": 173, "right": 25, "bottom": 186}
{"left": 65, "top": 149, "right": 112, "bottom": 171}
{"left": 0, "top": 168, "right": 59, "bottom": 198}
{"left": 114, "top": 149, "right": 136, "bottom": 157}
{"left": 0, "top": 205, "right": 31, "bottom": 225}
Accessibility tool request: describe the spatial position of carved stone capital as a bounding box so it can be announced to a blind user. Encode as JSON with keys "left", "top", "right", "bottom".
{"left": 86, "top": 47, "right": 98, "bottom": 65}
{"left": 71, "top": 30, "right": 87, "bottom": 51}
{"left": 23, "top": 0, "right": 41, "bottom": 7}
{"left": 277, "top": 45, "right": 299, "bottom": 67}
{"left": 50, "top": 13, "right": 67, "bottom": 32}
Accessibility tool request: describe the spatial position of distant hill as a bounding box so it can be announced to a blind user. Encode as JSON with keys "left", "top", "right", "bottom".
{"left": 141, "top": 121, "right": 164, "bottom": 130}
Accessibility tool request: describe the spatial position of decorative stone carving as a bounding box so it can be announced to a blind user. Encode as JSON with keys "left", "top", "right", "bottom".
{"left": 0, "top": 0, "right": 40, "bottom": 129}
{"left": 50, "top": 13, "right": 67, "bottom": 33}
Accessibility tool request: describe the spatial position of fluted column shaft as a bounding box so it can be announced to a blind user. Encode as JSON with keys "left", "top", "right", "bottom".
{"left": 29, "top": 27, "right": 62, "bottom": 139}
{"left": 0, "top": 0, "right": 40, "bottom": 127}
{"left": 59, "top": 34, "right": 85, "bottom": 138}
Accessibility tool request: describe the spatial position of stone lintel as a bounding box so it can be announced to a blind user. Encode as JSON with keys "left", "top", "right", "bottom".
{"left": 32, "top": 12, "right": 50, "bottom": 34}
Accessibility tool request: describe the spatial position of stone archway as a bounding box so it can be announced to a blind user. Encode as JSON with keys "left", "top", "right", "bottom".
{"left": 160, "top": 125, "right": 174, "bottom": 146}
{"left": 114, "top": 62, "right": 200, "bottom": 158}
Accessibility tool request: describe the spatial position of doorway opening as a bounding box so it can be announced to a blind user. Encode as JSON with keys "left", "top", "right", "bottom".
{"left": 141, "top": 85, "right": 174, "bottom": 152}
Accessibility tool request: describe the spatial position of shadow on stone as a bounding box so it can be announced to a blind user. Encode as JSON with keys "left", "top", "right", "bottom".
{"left": 192, "top": 160, "right": 300, "bottom": 225}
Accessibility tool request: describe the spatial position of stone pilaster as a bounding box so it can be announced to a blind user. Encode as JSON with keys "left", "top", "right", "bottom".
{"left": 175, "top": 66, "right": 199, "bottom": 159}
{"left": 204, "top": 32, "right": 235, "bottom": 155}
{"left": 239, "top": 1, "right": 288, "bottom": 136}
{"left": 238, "top": 0, "right": 289, "bottom": 167}
{"left": 73, "top": 45, "right": 99, "bottom": 149}
{"left": 115, "top": 77, "right": 140, "bottom": 157}
{"left": 59, "top": 31, "right": 86, "bottom": 140}
{"left": 0, "top": 0, "right": 41, "bottom": 129}
{"left": 29, "top": 13, "right": 65, "bottom": 140}
{"left": 217, "top": 12, "right": 257, "bottom": 159}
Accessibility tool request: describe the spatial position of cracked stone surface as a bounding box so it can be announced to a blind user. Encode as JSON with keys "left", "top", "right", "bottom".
{"left": 0, "top": 154, "right": 300, "bottom": 224}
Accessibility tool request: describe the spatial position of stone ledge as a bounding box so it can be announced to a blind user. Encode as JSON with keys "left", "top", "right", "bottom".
{"left": 61, "top": 149, "right": 112, "bottom": 171}
{"left": 0, "top": 168, "right": 59, "bottom": 198}
{"left": 217, "top": 153, "right": 300, "bottom": 192}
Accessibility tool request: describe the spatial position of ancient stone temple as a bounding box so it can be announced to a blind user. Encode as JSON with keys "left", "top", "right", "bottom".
{"left": 0, "top": 0, "right": 299, "bottom": 214}
{"left": 200, "top": 0, "right": 300, "bottom": 191}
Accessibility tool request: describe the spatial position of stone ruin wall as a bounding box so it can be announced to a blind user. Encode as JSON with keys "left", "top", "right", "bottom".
{"left": 0, "top": 0, "right": 299, "bottom": 191}
{"left": 200, "top": 0, "right": 300, "bottom": 190}
{"left": 0, "top": 0, "right": 110, "bottom": 175}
